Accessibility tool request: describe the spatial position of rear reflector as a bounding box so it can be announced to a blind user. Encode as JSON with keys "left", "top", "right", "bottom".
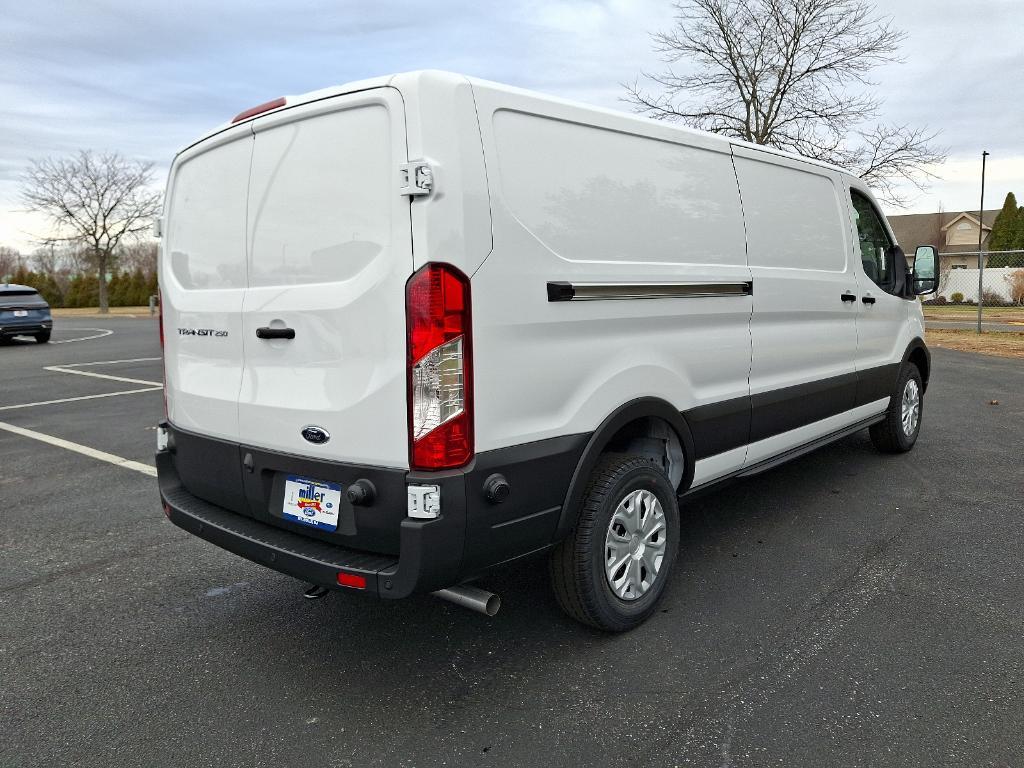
{"left": 231, "top": 97, "right": 286, "bottom": 124}
{"left": 337, "top": 572, "right": 367, "bottom": 590}
{"left": 406, "top": 263, "right": 473, "bottom": 471}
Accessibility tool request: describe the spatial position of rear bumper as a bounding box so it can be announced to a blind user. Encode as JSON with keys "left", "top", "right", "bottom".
{"left": 0, "top": 319, "right": 51, "bottom": 337}
{"left": 156, "top": 426, "right": 589, "bottom": 598}
{"left": 157, "top": 449, "right": 464, "bottom": 598}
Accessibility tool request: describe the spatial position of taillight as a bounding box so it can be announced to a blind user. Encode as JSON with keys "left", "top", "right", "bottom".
{"left": 231, "top": 97, "right": 286, "bottom": 124}
{"left": 406, "top": 263, "right": 473, "bottom": 471}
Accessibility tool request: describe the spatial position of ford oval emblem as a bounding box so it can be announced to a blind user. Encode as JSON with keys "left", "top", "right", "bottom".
{"left": 301, "top": 426, "right": 330, "bottom": 445}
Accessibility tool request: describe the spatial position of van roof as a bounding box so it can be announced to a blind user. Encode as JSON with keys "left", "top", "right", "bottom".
{"left": 181, "top": 69, "right": 851, "bottom": 179}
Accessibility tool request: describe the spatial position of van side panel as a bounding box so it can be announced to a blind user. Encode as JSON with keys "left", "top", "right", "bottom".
{"left": 732, "top": 146, "right": 864, "bottom": 465}
{"left": 470, "top": 86, "right": 753, "bottom": 468}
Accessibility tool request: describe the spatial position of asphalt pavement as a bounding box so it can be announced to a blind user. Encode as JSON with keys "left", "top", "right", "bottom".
{"left": 2, "top": 317, "right": 1022, "bottom": 767}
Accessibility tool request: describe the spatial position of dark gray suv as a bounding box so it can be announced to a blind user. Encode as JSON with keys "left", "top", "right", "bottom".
{"left": 0, "top": 284, "right": 53, "bottom": 344}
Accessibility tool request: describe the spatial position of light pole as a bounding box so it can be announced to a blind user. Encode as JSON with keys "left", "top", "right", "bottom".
{"left": 976, "top": 150, "right": 989, "bottom": 334}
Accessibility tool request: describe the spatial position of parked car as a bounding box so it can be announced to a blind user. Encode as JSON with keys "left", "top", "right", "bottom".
{"left": 155, "top": 71, "right": 939, "bottom": 631}
{"left": 0, "top": 284, "right": 52, "bottom": 344}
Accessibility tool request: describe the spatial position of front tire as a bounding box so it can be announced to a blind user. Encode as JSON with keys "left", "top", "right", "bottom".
{"left": 549, "top": 453, "right": 680, "bottom": 632}
{"left": 869, "top": 364, "right": 923, "bottom": 453}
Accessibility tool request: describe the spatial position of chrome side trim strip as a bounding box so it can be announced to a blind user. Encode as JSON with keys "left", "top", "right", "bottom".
{"left": 546, "top": 281, "right": 753, "bottom": 302}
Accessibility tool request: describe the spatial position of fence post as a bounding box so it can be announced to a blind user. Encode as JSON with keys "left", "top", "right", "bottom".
{"left": 976, "top": 151, "right": 988, "bottom": 334}
{"left": 149, "top": 294, "right": 157, "bottom": 316}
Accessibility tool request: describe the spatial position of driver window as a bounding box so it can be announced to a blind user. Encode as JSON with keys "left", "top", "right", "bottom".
{"left": 850, "top": 190, "right": 894, "bottom": 292}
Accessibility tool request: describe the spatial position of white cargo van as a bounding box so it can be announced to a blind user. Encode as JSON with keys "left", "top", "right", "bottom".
{"left": 156, "top": 71, "right": 939, "bottom": 631}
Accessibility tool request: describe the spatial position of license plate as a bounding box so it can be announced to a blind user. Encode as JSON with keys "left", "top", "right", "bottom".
{"left": 282, "top": 475, "right": 342, "bottom": 532}
{"left": 13, "top": 310, "right": 28, "bottom": 317}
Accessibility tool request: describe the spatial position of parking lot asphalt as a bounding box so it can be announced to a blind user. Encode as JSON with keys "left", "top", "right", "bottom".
{"left": 2, "top": 318, "right": 1023, "bottom": 768}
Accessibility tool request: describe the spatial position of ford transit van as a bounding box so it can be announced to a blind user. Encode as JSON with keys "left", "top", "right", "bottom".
{"left": 156, "top": 71, "right": 938, "bottom": 631}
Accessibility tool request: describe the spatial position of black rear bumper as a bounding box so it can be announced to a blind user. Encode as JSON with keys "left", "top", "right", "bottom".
{"left": 157, "top": 449, "right": 465, "bottom": 598}
{"left": 156, "top": 426, "right": 589, "bottom": 598}
{"left": 0, "top": 321, "right": 51, "bottom": 337}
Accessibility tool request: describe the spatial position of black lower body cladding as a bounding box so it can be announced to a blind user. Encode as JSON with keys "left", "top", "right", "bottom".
{"left": 157, "top": 423, "right": 589, "bottom": 598}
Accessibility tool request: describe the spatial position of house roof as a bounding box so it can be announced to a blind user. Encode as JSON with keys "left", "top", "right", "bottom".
{"left": 941, "top": 212, "right": 992, "bottom": 231}
{"left": 887, "top": 209, "right": 1000, "bottom": 252}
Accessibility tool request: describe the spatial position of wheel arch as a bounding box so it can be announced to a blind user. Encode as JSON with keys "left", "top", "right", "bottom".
{"left": 902, "top": 337, "right": 931, "bottom": 391}
{"left": 552, "top": 397, "right": 695, "bottom": 542}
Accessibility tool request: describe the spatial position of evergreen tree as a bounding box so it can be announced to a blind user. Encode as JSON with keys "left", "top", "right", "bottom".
{"left": 986, "top": 192, "right": 1024, "bottom": 266}
{"left": 988, "top": 193, "right": 1018, "bottom": 251}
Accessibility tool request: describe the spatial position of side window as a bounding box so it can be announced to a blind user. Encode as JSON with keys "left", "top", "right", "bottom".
{"left": 850, "top": 190, "right": 895, "bottom": 292}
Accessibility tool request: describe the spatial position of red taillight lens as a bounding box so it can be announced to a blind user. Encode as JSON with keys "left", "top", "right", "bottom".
{"left": 337, "top": 572, "right": 366, "bottom": 589}
{"left": 406, "top": 263, "right": 473, "bottom": 471}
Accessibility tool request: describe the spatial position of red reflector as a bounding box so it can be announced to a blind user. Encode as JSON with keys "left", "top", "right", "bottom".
{"left": 162, "top": 503, "right": 171, "bottom": 519}
{"left": 231, "top": 97, "right": 286, "bottom": 124}
{"left": 337, "top": 572, "right": 367, "bottom": 590}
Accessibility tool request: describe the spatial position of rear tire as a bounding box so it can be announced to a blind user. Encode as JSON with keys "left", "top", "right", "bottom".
{"left": 549, "top": 453, "right": 679, "bottom": 632}
{"left": 869, "top": 364, "right": 923, "bottom": 453}
{"left": 35, "top": 331, "right": 51, "bottom": 344}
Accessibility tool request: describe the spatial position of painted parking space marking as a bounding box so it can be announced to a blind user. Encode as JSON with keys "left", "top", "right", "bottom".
{"left": 0, "top": 387, "right": 162, "bottom": 412}
{"left": 49, "top": 328, "right": 114, "bottom": 344}
{"left": 44, "top": 363, "right": 161, "bottom": 387}
{"left": 0, "top": 420, "right": 157, "bottom": 477}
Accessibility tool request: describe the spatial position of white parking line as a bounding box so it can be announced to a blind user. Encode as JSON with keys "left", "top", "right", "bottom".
{"left": 0, "top": 387, "right": 162, "bottom": 412}
{"left": 0, "top": 420, "right": 157, "bottom": 477}
{"left": 58, "top": 357, "right": 161, "bottom": 367}
{"left": 49, "top": 328, "right": 114, "bottom": 344}
{"left": 43, "top": 365, "right": 161, "bottom": 387}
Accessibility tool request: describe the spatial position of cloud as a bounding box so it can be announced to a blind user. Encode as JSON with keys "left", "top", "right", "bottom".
{"left": 1, "top": 0, "right": 1020, "bottom": 249}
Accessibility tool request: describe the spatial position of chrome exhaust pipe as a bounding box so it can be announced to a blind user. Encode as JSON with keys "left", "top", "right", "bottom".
{"left": 433, "top": 585, "right": 501, "bottom": 616}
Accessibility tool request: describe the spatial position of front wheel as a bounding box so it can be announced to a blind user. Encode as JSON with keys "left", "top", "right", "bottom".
{"left": 869, "top": 364, "right": 923, "bottom": 453}
{"left": 549, "top": 453, "right": 680, "bottom": 632}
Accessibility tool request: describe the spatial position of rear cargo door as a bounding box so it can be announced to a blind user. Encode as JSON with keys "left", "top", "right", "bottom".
{"left": 239, "top": 88, "right": 413, "bottom": 468}
{"left": 162, "top": 124, "right": 253, "bottom": 441}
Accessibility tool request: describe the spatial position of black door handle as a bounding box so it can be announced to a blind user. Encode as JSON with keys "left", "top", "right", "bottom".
{"left": 862, "top": 296, "right": 877, "bottom": 305}
{"left": 841, "top": 293, "right": 857, "bottom": 303}
{"left": 256, "top": 327, "right": 295, "bottom": 340}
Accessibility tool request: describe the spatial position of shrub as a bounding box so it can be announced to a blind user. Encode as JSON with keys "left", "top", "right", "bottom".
{"left": 1010, "top": 270, "right": 1024, "bottom": 305}
{"left": 950, "top": 292, "right": 964, "bottom": 303}
{"left": 982, "top": 289, "right": 1011, "bottom": 307}
{"left": 929, "top": 295, "right": 947, "bottom": 305}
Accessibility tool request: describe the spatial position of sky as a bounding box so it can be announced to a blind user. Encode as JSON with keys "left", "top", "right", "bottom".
{"left": 1, "top": 0, "right": 1021, "bottom": 253}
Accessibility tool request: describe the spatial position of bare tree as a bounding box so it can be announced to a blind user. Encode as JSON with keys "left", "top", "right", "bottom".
{"left": 624, "top": 0, "right": 946, "bottom": 206}
{"left": 20, "top": 150, "right": 162, "bottom": 312}
{"left": 0, "top": 246, "right": 20, "bottom": 281}
{"left": 117, "top": 241, "right": 159, "bottom": 276}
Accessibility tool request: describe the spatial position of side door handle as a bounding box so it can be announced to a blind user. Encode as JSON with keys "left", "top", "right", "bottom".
{"left": 862, "top": 295, "right": 877, "bottom": 305}
{"left": 841, "top": 292, "right": 857, "bottom": 303}
{"left": 256, "top": 327, "right": 296, "bottom": 340}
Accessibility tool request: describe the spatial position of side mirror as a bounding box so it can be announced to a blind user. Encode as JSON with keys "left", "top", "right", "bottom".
{"left": 912, "top": 245, "right": 939, "bottom": 295}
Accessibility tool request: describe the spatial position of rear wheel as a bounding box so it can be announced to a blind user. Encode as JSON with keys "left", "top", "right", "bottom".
{"left": 549, "top": 453, "right": 679, "bottom": 632}
{"left": 35, "top": 331, "right": 51, "bottom": 344}
{"left": 869, "top": 364, "right": 923, "bottom": 453}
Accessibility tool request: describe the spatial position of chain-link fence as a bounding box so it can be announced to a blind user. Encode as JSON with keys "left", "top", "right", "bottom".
{"left": 924, "top": 251, "right": 1024, "bottom": 315}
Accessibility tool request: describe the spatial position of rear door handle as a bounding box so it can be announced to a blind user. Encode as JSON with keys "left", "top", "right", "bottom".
{"left": 841, "top": 292, "right": 857, "bottom": 303}
{"left": 862, "top": 295, "right": 876, "bottom": 305}
{"left": 256, "top": 327, "right": 295, "bottom": 340}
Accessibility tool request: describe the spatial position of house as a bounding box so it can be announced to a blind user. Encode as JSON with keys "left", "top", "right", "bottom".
{"left": 887, "top": 209, "right": 1000, "bottom": 269}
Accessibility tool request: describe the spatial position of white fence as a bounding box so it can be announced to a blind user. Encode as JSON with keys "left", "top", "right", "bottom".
{"left": 938, "top": 267, "right": 1022, "bottom": 304}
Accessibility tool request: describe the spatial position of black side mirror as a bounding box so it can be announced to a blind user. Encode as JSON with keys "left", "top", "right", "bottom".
{"left": 912, "top": 245, "right": 939, "bottom": 295}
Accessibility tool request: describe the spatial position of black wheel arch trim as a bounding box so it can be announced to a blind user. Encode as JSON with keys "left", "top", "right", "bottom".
{"left": 552, "top": 397, "right": 696, "bottom": 542}
{"left": 902, "top": 336, "right": 931, "bottom": 391}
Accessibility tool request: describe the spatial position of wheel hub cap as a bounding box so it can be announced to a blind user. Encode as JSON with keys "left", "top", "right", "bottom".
{"left": 604, "top": 489, "right": 667, "bottom": 601}
{"left": 901, "top": 378, "right": 920, "bottom": 436}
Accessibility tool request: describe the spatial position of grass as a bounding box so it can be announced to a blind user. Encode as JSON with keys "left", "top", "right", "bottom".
{"left": 51, "top": 306, "right": 155, "bottom": 317}
{"left": 923, "top": 305, "right": 1024, "bottom": 323}
{"left": 925, "top": 328, "right": 1024, "bottom": 359}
